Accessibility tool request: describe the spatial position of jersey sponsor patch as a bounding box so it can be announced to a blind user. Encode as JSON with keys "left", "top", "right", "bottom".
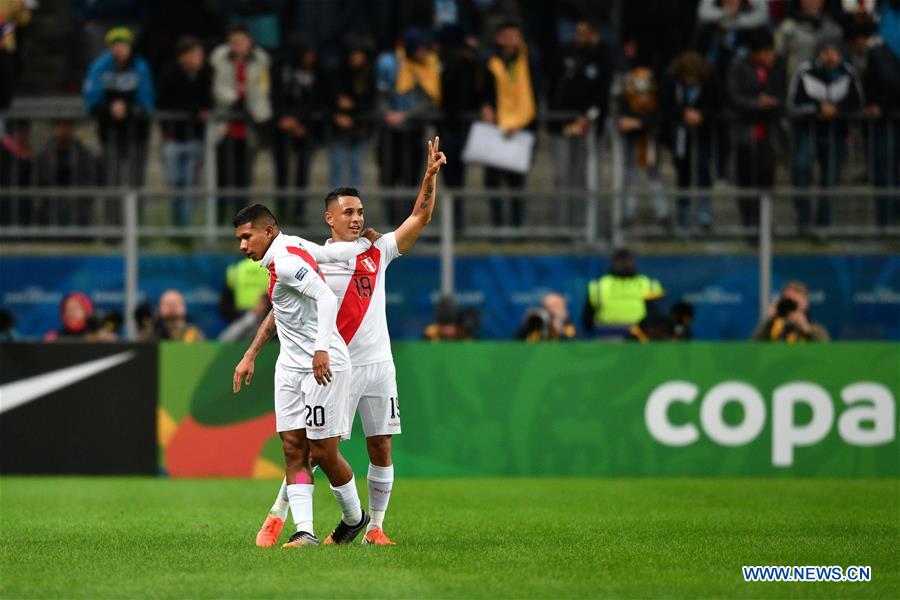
{"left": 295, "top": 267, "right": 308, "bottom": 282}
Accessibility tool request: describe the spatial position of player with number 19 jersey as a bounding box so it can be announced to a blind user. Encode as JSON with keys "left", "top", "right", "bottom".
{"left": 322, "top": 231, "right": 402, "bottom": 438}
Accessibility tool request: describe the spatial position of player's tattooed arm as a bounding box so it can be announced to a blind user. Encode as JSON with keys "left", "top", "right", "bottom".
{"left": 233, "top": 310, "right": 276, "bottom": 393}
{"left": 396, "top": 136, "right": 447, "bottom": 254}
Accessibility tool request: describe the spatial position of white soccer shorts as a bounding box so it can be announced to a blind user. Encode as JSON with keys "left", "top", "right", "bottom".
{"left": 274, "top": 365, "right": 352, "bottom": 440}
{"left": 342, "top": 360, "right": 402, "bottom": 440}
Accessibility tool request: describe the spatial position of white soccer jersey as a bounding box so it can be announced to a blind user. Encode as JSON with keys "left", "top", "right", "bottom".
{"left": 320, "top": 232, "right": 401, "bottom": 366}
{"left": 260, "top": 232, "right": 371, "bottom": 371}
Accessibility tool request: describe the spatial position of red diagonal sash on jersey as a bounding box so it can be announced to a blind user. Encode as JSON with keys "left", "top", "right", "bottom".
{"left": 266, "top": 262, "right": 277, "bottom": 300}
{"left": 267, "top": 246, "right": 324, "bottom": 300}
{"left": 286, "top": 246, "right": 324, "bottom": 280}
{"left": 337, "top": 245, "right": 381, "bottom": 344}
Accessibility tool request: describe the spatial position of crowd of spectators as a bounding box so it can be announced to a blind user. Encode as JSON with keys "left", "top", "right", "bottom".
{"left": 0, "top": 0, "right": 898, "bottom": 231}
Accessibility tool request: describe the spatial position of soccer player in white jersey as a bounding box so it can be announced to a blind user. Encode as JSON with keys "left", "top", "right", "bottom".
{"left": 253, "top": 137, "right": 446, "bottom": 546}
{"left": 232, "top": 204, "right": 378, "bottom": 548}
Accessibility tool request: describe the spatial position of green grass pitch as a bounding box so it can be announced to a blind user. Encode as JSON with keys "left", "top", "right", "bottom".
{"left": 1, "top": 477, "right": 898, "bottom": 598}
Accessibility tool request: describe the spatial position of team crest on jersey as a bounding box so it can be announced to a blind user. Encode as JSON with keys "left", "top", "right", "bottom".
{"left": 361, "top": 257, "right": 377, "bottom": 273}
{"left": 295, "top": 267, "right": 308, "bottom": 281}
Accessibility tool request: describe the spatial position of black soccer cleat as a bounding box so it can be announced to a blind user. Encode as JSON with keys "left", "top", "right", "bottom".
{"left": 323, "top": 511, "right": 370, "bottom": 545}
{"left": 282, "top": 530, "right": 319, "bottom": 548}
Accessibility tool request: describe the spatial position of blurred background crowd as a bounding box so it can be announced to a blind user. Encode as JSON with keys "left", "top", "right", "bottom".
{"left": 0, "top": 0, "right": 898, "bottom": 229}
{"left": 0, "top": 0, "right": 897, "bottom": 344}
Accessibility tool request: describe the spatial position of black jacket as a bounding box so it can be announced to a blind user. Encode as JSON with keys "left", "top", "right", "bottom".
{"left": 271, "top": 57, "right": 325, "bottom": 138}
{"left": 156, "top": 62, "right": 213, "bottom": 141}
{"left": 548, "top": 41, "right": 612, "bottom": 134}
{"left": 727, "top": 54, "right": 788, "bottom": 146}
{"left": 865, "top": 43, "right": 900, "bottom": 114}
{"left": 660, "top": 75, "right": 720, "bottom": 152}
{"left": 439, "top": 46, "right": 486, "bottom": 132}
{"left": 329, "top": 61, "right": 376, "bottom": 141}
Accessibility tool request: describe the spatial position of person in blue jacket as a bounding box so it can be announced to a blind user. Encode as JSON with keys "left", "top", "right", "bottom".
{"left": 83, "top": 26, "right": 155, "bottom": 207}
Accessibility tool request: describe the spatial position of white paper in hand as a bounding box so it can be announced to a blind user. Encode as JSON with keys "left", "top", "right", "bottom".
{"left": 461, "top": 122, "right": 535, "bottom": 175}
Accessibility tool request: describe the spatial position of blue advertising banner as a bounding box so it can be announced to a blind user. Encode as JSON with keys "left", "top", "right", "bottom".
{"left": 1, "top": 254, "right": 897, "bottom": 340}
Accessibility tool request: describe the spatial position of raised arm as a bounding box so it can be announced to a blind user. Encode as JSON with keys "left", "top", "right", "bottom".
{"left": 395, "top": 136, "right": 447, "bottom": 254}
{"left": 233, "top": 310, "right": 277, "bottom": 393}
{"left": 305, "top": 238, "right": 372, "bottom": 263}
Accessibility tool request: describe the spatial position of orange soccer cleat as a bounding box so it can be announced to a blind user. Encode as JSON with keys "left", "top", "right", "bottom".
{"left": 361, "top": 528, "right": 396, "bottom": 545}
{"left": 255, "top": 515, "right": 285, "bottom": 547}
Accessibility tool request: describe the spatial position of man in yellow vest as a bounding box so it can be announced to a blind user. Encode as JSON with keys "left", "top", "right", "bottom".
{"left": 219, "top": 257, "right": 271, "bottom": 322}
{"left": 582, "top": 248, "right": 663, "bottom": 334}
{"left": 480, "top": 20, "right": 541, "bottom": 227}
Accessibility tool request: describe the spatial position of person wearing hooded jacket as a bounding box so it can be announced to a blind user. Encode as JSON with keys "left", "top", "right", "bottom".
{"left": 787, "top": 36, "right": 864, "bottom": 228}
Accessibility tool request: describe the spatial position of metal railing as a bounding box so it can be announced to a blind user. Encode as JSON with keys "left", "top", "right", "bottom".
{"left": 2, "top": 107, "right": 899, "bottom": 339}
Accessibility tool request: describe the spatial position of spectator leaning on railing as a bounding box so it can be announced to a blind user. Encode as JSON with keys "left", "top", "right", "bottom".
{"left": 480, "top": 20, "right": 541, "bottom": 228}
{"left": 436, "top": 23, "right": 484, "bottom": 231}
{"left": 787, "top": 35, "right": 864, "bottom": 230}
{"left": 548, "top": 19, "right": 611, "bottom": 222}
{"left": 156, "top": 35, "right": 212, "bottom": 227}
{"left": 327, "top": 36, "right": 375, "bottom": 191}
{"left": 618, "top": 63, "right": 669, "bottom": 227}
{"left": 376, "top": 28, "right": 442, "bottom": 226}
{"left": 662, "top": 51, "right": 720, "bottom": 231}
{"left": 727, "top": 27, "right": 787, "bottom": 231}
{"left": 83, "top": 26, "right": 155, "bottom": 199}
{"left": 210, "top": 24, "right": 272, "bottom": 220}
{"left": 865, "top": 0, "right": 900, "bottom": 226}
{"left": 271, "top": 33, "right": 324, "bottom": 226}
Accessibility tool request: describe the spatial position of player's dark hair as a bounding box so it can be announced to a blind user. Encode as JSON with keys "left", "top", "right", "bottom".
{"left": 232, "top": 204, "right": 278, "bottom": 228}
{"left": 324, "top": 187, "right": 362, "bottom": 209}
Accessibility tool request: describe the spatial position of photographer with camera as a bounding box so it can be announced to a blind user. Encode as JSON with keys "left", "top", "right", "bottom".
{"left": 514, "top": 293, "right": 577, "bottom": 342}
{"left": 751, "top": 280, "right": 830, "bottom": 342}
